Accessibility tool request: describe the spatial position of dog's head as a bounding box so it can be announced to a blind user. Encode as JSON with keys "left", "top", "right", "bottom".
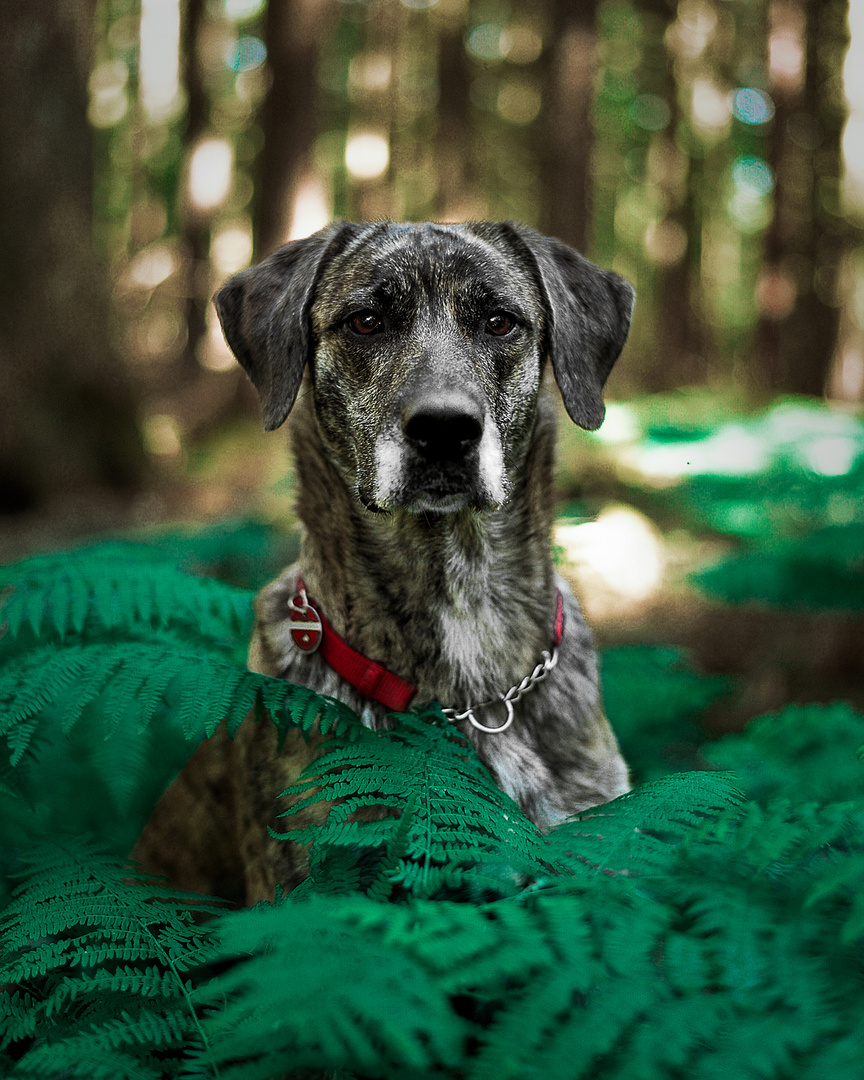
{"left": 215, "top": 221, "right": 633, "bottom": 514}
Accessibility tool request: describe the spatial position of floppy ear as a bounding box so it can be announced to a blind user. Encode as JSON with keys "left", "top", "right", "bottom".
{"left": 213, "top": 221, "right": 357, "bottom": 431}
{"left": 504, "top": 224, "right": 634, "bottom": 431}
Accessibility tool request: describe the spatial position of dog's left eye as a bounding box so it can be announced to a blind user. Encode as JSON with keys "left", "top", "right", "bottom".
{"left": 347, "top": 311, "right": 382, "bottom": 336}
{"left": 486, "top": 311, "right": 516, "bottom": 336}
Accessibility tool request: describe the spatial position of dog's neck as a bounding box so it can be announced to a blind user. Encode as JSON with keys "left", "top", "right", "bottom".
{"left": 288, "top": 388, "right": 560, "bottom": 707}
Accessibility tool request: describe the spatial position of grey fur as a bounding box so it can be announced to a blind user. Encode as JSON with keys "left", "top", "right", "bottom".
{"left": 135, "top": 221, "right": 633, "bottom": 904}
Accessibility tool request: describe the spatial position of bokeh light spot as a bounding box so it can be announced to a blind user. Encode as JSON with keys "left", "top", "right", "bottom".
{"left": 345, "top": 132, "right": 390, "bottom": 180}
{"left": 224, "top": 0, "right": 265, "bottom": 16}
{"left": 629, "top": 94, "right": 671, "bottom": 131}
{"left": 497, "top": 81, "right": 542, "bottom": 125}
{"left": 466, "top": 24, "right": 511, "bottom": 62}
{"left": 732, "top": 87, "right": 775, "bottom": 125}
{"left": 225, "top": 36, "right": 267, "bottom": 73}
{"left": 188, "top": 139, "right": 234, "bottom": 211}
{"left": 732, "top": 156, "right": 774, "bottom": 197}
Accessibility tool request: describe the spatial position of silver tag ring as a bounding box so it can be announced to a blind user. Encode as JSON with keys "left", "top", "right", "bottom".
{"left": 466, "top": 696, "right": 515, "bottom": 734}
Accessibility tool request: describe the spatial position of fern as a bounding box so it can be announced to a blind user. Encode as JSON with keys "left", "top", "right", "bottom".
{"left": 692, "top": 523, "right": 864, "bottom": 611}
{"left": 0, "top": 543, "right": 256, "bottom": 663}
{"left": 600, "top": 646, "right": 730, "bottom": 781}
{"left": 543, "top": 770, "right": 742, "bottom": 880}
{"left": 0, "top": 643, "right": 355, "bottom": 862}
{"left": 0, "top": 542, "right": 358, "bottom": 864}
{"left": 0, "top": 840, "right": 220, "bottom": 1078}
{"left": 704, "top": 701, "right": 864, "bottom": 804}
{"left": 3, "top": 742, "right": 864, "bottom": 1079}
{"left": 274, "top": 707, "right": 558, "bottom": 900}
{"left": 0, "top": 642, "right": 284, "bottom": 757}
{"left": 141, "top": 517, "right": 300, "bottom": 591}
{"left": 195, "top": 895, "right": 466, "bottom": 1080}
{"left": 3, "top": 532, "right": 864, "bottom": 1079}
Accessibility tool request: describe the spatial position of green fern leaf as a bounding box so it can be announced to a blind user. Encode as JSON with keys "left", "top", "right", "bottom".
{"left": 0, "top": 543, "right": 255, "bottom": 661}
{"left": 0, "top": 642, "right": 294, "bottom": 763}
{"left": 705, "top": 701, "right": 864, "bottom": 805}
{"left": 9, "top": 1041, "right": 166, "bottom": 1080}
{"left": 546, "top": 772, "right": 743, "bottom": 880}
{"left": 276, "top": 708, "right": 556, "bottom": 900}
{"left": 196, "top": 895, "right": 465, "bottom": 1079}
{"left": 600, "top": 646, "right": 730, "bottom": 781}
{"left": 0, "top": 841, "right": 220, "bottom": 1076}
{"left": 692, "top": 523, "right": 864, "bottom": 611}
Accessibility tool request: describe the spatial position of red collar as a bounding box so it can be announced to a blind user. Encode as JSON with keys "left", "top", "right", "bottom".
{"left": 287, "top": 578, "right": 565, "bottom": 714}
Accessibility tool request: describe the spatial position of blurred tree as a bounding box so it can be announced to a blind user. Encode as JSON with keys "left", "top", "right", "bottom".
{"left": 434, "top": 15, "right": 474, "bottom": 219}
{"left": 756, "top": 0, "right": 852, "bottom": 396}
{"left": 179, "top": 0, "right": 210, "bottom": 376}
{"left": 0, "top": 0, "right": 146, "bottom": 515}
{"left": 635, "top": 0, "right": 708, "bottom": 390}
{"left": 255, "top": 0, "right": 332, "bottom": 256}
{"left": 541, "top": 0, "right": 600, "bottom": 252}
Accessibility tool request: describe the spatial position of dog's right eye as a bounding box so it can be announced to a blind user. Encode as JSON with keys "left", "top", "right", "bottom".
{"left": 347, "top": 311, "right": 382, "bottom": 336}
{"left": 485, "top": 311, "right": 517, "bottom": 337}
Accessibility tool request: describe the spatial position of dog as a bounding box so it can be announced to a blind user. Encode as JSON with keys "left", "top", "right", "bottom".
{"left": 134, "top": 221, "right": 634, "bottom": 904}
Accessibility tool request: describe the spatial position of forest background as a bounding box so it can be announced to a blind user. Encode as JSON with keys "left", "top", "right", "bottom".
{"left": 2, "top": 0, "right": 864, "bottom": 726}
{"left": 3, "top": 3, "right": 864, "bottom": 1074}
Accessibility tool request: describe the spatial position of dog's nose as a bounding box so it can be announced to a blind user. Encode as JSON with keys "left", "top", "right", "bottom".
{"left": 402, "top": 394, "right": 484, "bottom": 462}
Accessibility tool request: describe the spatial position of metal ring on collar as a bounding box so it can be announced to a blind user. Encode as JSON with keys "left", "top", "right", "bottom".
{"left": 465, "top": 696, "right": 515, "bottom": 734}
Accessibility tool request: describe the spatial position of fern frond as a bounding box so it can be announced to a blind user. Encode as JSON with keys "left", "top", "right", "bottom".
{"left": 0, "top": 840, "right": 219, "bottom": 1076}
{"left": 545, "top": 771, "right": 743, "bottom": 880}
{"left": 276, "top": 708, "right": 556, "bottom": 900}
{"left": 8, "top": 1040, "right": 167, "bottom": 1080}
{"left": 705, "top": 701, "right": 864, "bottom": 804}
{"left": 600, "top": 646, "right": 730, "bottom": 781}
{"left": 0, "top": 543, "right": 255, "bottom": 660}
{"left": 195, "top": 895, "right": 465, "bottom": 1080}
{"left": 0, "top": 642, "right": 303, "bottom": 765}
{"left": 692, "top": 523, "right": 864, "bottom": 611}
{"left": 142, "top": 517, "right": 300, "bottom": 591}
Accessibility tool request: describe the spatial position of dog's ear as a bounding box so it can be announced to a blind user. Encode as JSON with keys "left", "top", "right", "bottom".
{"left": 213, "top": 222, "right": 355, "bottom": 431}
{"left": 501, "top": 224, "right": 634, "bottom": 431}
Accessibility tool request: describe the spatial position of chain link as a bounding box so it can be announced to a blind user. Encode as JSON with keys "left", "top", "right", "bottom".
{"left": 441, "top": 647, "right": 559, "bottom": 734}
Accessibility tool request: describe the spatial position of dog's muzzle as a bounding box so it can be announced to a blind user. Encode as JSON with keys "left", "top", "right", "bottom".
{"left": 366, "top": 387, "right": 507, "bottom": 514}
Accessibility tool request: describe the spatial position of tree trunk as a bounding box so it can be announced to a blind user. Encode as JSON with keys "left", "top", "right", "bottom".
{"left": 434, "top": 20, "right": 474, "bottom": 219}
{"left": 179, "top": 0, "right": 210, "bottom": 376}
{"left": 540, "top": 0, "right": 600, "bottom": 252}
{"left": 0, "top": 0, "right": 146, "bottom": 515}
{"left": 254, "top": 0, "right": 331, "bottom": 257}
{"left": 639, "top": 0, "right": 708, "bottom": 390}
{"left": 756, "top": 0, "right": 851, "bottom": 395}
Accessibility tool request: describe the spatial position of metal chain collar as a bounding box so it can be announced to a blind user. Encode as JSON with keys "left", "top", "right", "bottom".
{"left": 441, "top": 647, "right": 559, "bottom": 734}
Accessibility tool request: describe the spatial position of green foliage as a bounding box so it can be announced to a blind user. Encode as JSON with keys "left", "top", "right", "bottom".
{"left": 275, "top": 708, "right": 556, "bottom": 900}
{"left": 600, "top": 646, "right": 730, "bottom": 780}
{"left": 583, "top": 396, "right": 864, "bottom": 539}
{"left": 0, "top": 542, "right": 255, "bottom": 662}
{"left": 657, "top": 400, "right": 864, "bottom": 539}
{"left": 2, "top": 534, "right": 864, "bottom": 1078}
{"left": 4, "top": 749, "right": 864, "bottom": 1080}
{"left": 705, "top": 700, "right": 864, "bottom": 805}
{"left": 0, "top": 840, "right": 220, "bottom": 1079}
{"left": 140, "top": 519, "right": 300, "bottom": 592}
{"left": 693, "top": 522, "right": 864, "bottom": 611}
{"left": 0, "top": 543, "right": 355, "bottom": 866}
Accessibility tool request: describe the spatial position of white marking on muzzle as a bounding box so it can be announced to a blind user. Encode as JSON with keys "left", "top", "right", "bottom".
{"left": 477, "top": 419, "right": 507, "bottom": 506}
{"left": 373, "top": 432, "right": 405, "bottom": 506}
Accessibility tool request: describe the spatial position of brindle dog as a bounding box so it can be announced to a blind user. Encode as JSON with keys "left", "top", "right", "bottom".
{"left": 135, "top": 221, "right": 634, "bottom": 904}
